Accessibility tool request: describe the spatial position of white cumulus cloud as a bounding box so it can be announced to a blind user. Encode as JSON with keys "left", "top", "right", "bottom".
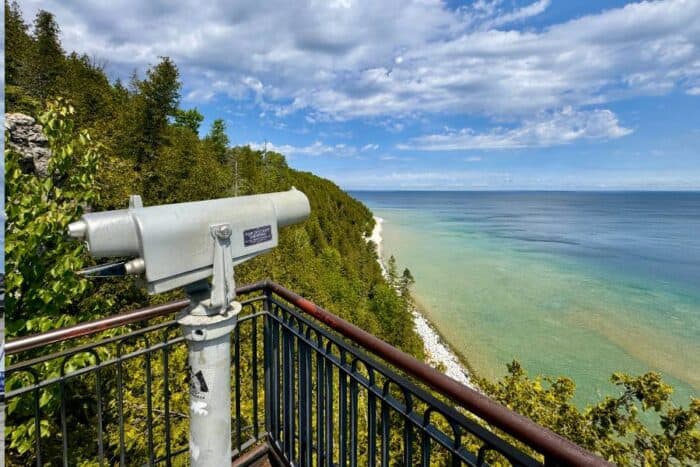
{"left": 14, "top": 0, "right": 700, "bottom": 123}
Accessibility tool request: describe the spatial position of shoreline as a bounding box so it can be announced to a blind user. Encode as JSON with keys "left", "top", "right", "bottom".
{"left": 367, "top": 216, "right": 475, "bottom": 388}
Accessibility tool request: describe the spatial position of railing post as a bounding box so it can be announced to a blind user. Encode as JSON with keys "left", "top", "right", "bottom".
{"left": 263, "top": 284, "right": 274, "bottom": 439}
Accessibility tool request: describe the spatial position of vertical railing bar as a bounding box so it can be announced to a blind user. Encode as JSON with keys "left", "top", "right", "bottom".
{"left": 33, "top": 386, "right": 42, "bottom": 467}
{"left": 404, "top": 393, "right": 413, "bottom": 467}
{"left": 339, "top": 349, "right": 347, "bottom": 467}
{"left": 304, "top": 336, "right": 314, "bottom": 467}
{"left": 162, "top": 337, "right": 172, "bottom": 467}
{"left": 263, "top": 290, "right": 273, "bottom": 438}
{"left": 349, "top": 364, "right": 359, "bottom": 467}
{"left": 60, "top": 378, "right": 68, "bottom": 467}
{"left": 298, "top": 330, "right": 309, "bottom": 466}
{"left": 273, "top": 307, "right": 282, "bottom": 442}
{"left": 477, "top": 444, "right": 488, "bottom": 466}
{"left": 315, "top": 337, "right": 325, "bottom": 467}
{"left": 452, "top": 426, "right": 462, "bottom": 467}
{"left": 117, "top": 350, "right": 126, "bottom": 466}
{"left": 381, "top": 399, "right": 389, "bottom": 467}
{"left": 290, "top": 329, "right": 297, "bottom": 463}
{"left": 367, "top": 371, "right": 377, "bottom": 467}
{"left": 252, "top": 314, "right": 259, "bottom": 439}
{"left": 324, "top": 351, "right": 334, "bottom": 467}
{"left": 95, "top": 366, "right": 105, "bottom": 466}
{"left": 305, "top": 337, "right": 313, "bottom": 467}
{"left": 235, "top": 325, "right": 242, "bottom": 454}
{"left": 282, "top": 317, "right": 292, "bottom": 461}
{"left": 420, "top": 414, "right": 432, "bottom": 467}
{"left": 421, "top": 424, "right": 431, "bottom": 467}
{"left": 145, "top": 348, "right": 155, "bottom": 466}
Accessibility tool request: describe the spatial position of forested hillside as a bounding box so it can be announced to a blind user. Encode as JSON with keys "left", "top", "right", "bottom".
{"left": 4, "top": 2, "right": 424, "bottom": 357}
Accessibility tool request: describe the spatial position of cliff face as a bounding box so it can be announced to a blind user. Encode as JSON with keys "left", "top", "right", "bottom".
{"left": 5, "top": 113, "right": 51, "bottom": 177}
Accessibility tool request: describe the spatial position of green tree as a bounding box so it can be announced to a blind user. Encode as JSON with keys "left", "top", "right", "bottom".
{"left": 173, "top": 107, "right": 204, "bottom": 133}
{"left": 5, "top": 1, "right": 29, "bottom": 85}
{"left": 59, "top": 53, "right": 113, "bottom": 129}
{"left": 32, "top": 10, "right": 65, "bottom": 101}
{"left": 136, "top": 56, "right": 181, "bottom": 162}
{"left": 205, "top": 118, "right": 229, "bottom": 162}
{"left": 387, "top": 255, "right": 398, "bottom": 285}
{"left": 5, "top": 1, "right": 38, "bottom": 112}
{"left": 399, "top": 267, "right": 414, "bottom": 296}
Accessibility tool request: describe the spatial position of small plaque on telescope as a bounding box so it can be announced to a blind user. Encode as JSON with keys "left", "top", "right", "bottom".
{"left": 244, "top": 225, "right": 272, "bottom": 246}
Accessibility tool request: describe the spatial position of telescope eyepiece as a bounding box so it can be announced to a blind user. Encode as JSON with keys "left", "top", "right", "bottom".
{"left": 68, "top": 220, "right": 88, "bottom": 239}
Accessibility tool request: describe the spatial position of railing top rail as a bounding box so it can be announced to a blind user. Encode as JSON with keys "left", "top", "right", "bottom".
{"left": 4, "top": 281, "right": 267, "bottom": 355}
{"left": 5, "top": 279, "right": 611, "bottom": 466}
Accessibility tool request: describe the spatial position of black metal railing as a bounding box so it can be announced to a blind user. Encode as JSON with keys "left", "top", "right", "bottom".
{"left": 3, "top": 281, "right": 609, "bottom": 466}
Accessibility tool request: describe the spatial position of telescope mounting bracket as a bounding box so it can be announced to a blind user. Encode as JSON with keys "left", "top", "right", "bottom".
{"left": 210, "top": 223, "right": 236, "bottom": 311}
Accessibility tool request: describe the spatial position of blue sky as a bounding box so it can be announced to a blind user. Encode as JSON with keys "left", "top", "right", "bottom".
{"left": 17, "top": 0, "right": 700, "bottom": 190}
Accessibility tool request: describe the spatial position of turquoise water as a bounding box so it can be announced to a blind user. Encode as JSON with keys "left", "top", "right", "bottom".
{"left": 352, "top": 191, "right": 700, "bottom": 406}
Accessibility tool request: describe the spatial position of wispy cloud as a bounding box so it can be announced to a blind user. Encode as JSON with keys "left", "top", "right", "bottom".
{"left": 398, "top": 108, "right": 632, "bottom": 150}
{"left": 332, "top": 169, "right": 700, "bottom": 190}
{"left": 249, "top": 141, "right": 363, "bottom": 158}
{"left": 479, "top": 0, "right": 551, "bottom": 29}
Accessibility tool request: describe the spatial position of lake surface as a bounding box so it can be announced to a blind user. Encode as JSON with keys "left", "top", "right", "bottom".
{"left": 352, "top": 191, "right": 700, "bottom": 406}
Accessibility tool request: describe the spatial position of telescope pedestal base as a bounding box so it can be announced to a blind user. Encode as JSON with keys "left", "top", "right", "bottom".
{"left": 177, "top": 300, "right": 241, "bottom": 467}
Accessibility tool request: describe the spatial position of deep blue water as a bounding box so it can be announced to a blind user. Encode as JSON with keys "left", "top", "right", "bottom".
{"left": 353, "top": 191, "right": 700, "bottom": 295}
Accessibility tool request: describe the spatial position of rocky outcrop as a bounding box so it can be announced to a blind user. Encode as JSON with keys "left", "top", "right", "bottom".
{"left": 5, "top": 113, "right": 51, "bottom": 177}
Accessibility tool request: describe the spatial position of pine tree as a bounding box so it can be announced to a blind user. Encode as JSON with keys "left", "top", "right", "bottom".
{"left": 32, "top": 10, "right": 65, "bottom": 101}
{"left": 5, "top": 1, "right": 37, "bottom": 112}
{"left": 206, "top": 118, "right": 229, "bottom": 162}
{"left": 387, "top": 255, "right": 398, "bottom": 285}
{"left": 400, "top": 268, "right": 415, "bottom": 296}
{"left": 137, "top": 56, "right": 181, "bottom": 161}
{"left": 5, "top": 1, "right": 31, "bottom": 86}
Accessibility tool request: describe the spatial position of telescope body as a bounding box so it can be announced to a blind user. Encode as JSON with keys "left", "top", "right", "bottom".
{"left": 69, "top": 189, "right": 310, "bottom": 293}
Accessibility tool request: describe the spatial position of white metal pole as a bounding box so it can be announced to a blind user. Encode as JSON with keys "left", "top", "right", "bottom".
{"left": 178, "top": 288, "right": 240, "bottom": 467}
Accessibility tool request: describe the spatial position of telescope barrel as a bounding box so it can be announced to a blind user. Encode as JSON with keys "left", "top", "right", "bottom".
{"left": 266, "top": 188, "right": 311, "bottom": 227}
{"left": 68, "top": 187, "right": 310, "bottom": 271}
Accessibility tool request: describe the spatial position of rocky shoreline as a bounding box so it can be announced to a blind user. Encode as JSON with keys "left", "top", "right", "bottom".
{"left": 367, "top": 216, "right": 474, "bottom": 388}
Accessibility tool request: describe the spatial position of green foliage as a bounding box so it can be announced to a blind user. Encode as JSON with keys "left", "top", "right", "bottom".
{"left": 5, "top": 99, "right": 100, "bottom": 335}
{"left": 4, "top": 100, "right": 111, "bottom": 461}
{"left": 173, "top": 107, "right": 204, "bottom": 133}
{"left": 478, "top": 362, "right": 700, "bottom": 465}
{"left": 143, "top": 125, "right": 234, "bottom": 204}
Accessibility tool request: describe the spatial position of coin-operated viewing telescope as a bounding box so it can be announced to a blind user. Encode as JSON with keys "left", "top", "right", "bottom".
{"left": 68, "top": 188, "right": 310, "bottom": 467}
